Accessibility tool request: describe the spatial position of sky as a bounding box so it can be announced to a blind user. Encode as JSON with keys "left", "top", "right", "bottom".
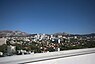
{"left": 0, "top": 0, "right": 95, "bottom": 34}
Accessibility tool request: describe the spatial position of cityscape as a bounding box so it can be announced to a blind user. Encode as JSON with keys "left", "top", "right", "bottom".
{"left": 0, "top": 1, "right": 95, "bottom": 63}
{"left": 0, "top": 30, "right": 95, "bottom": 57}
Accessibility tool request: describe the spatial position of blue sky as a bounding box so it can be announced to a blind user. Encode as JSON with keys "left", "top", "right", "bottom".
{"left": 0, "top": 0, "right": 95, "bottom": 34}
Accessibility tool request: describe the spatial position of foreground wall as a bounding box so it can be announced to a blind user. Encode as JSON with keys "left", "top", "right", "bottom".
{"left": 28, "top": 52, "right": 95, "bottom": 64}
{"left": 0, "top": 48, "right": 95, "bottom": 64}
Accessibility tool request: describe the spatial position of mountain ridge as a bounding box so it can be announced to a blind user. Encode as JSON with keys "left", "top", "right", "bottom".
{"left": 0, "top": 30, "right": 95, "bottom": 37}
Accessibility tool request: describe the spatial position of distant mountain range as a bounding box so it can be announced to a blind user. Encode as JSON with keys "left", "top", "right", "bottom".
{"left": 0, "top": 30, "right": 95, "bottom": 37}
{"left": 0, "top": 30, "right": 29, "bottom": 37}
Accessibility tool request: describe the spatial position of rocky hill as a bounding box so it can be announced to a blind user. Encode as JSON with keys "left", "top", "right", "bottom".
{"left": 0, "top": 30, "right": 95, "bottom": 37}
{"left": 0, "top": 30, "right": 29, "bottom": 37}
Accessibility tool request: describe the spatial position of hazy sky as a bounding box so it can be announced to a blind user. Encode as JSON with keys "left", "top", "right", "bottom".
{"left": 0, "top": 0, "right": 95, "bottom": 34}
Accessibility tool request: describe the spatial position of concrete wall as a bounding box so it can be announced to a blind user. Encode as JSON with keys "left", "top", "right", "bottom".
{"left": 0, "top": 48, "right": 95, "bottom": 64}
{"left": 28, "top": 52, "right": 95, "bottom": 64}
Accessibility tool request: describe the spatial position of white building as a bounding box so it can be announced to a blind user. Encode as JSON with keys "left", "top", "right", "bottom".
{"left": 34, "top": 34, "right": 40, "bottom": 39}
{"left": 0, "top": 38, "right": 7, "bottom": 45}
{"left": 58, "top": 39, "right": 61, "bottom": 43}
{"left": 7, "top": 45, "right": 16, "bottom": 55}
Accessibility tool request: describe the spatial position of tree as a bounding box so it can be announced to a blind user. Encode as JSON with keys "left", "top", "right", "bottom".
{"left": 0, "top": 44, "right": 7, "bottom": 53}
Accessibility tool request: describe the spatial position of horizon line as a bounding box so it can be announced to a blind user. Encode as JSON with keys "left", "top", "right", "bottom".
{"left": 0, "top": 29, "right": 95, "bottom": 35}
